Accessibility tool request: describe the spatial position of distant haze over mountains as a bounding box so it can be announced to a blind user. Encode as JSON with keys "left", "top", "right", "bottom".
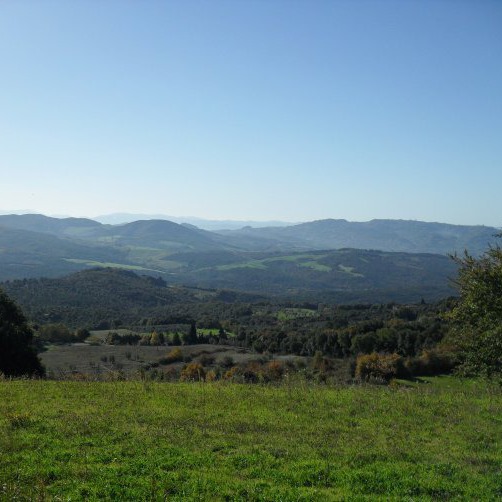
{"left": 218, "top": 219, "right": 500, "bottom": 255}
{"left": 93, "top": 213, "right": 295, "bottom": 230}
{"left": 0, "top": 212, "right": 498, "bottom": 255}
{"left": 0, "top": 212, "right": 498, "bottom": 301}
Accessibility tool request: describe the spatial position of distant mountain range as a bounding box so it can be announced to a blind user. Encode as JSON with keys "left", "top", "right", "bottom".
{"left": 0, "top": 212, "right": 497, "bottom": 301}
{"left": 0, "top": 213, "right": 498, "bottom": 254}
{"left": 218, "top": 219, "right": 500, "bottom": 255}
{"left": 93, "top": 212, "right": 295, "bottom": 230}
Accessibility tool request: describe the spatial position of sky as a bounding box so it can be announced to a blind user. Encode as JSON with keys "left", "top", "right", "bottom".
{"left": 0, "top": 0, "right": 501, "bottom": 226}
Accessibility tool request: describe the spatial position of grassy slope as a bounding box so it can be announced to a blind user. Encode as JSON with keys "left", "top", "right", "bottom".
{"left": 0, "top": 378, "right": 500, "bottom": 500}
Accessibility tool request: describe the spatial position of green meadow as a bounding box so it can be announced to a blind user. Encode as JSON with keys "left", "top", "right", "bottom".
{"left": 1, "top": 377, "right": 500, "bottom": 500}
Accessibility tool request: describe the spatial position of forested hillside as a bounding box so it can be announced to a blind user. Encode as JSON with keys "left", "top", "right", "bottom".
{"left": 175, "top": 248, "right": 457, "bottom": 301}
{"left": 217, "top": 219, "right": 498, "bottom": 255}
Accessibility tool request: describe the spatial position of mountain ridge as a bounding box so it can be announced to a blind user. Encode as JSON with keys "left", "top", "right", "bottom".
{"left": 216, "top": 218, "right": 499, "bottom": 255}
{"left": 0, "top": 213, "right": 495, "bottom": 291}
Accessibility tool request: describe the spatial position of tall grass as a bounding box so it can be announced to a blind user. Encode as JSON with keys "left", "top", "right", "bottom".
{"left": 0, "top": 377, "right": 500, "bottom": 500}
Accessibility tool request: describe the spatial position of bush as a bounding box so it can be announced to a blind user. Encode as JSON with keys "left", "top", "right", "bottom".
{"left": 198, "top": 353, "right": 215, "bottom": 366}
{"left": 74, "top": 328, "right": 91, "bottom": 342}
{"left": 355, "top": 353, "right": 408, "bottom": 383}
{"left": 163, "top": 366, "right": 179, "bottom": 381}
{"left": 405, "top": 349, "right": 458, "bottom": 377}
{"left": 38, "top": 323, "right": 73, "bottom": 343}
{"left": 220, "top": 355, "right": 234, "bottom": 368}
{"left": 264, "top": 360, "right": 284, "bottom": 382}
{"left": 206, "top": 369, "right": 218, "bottom": 381}
{"left": 241, "top": 361, "right": 262, "bottom": 383}
{"left": 223, "top": 366, "right": 239, "bottom": 381}
{"left": 180, "top": 362, "right": 205, "bottom": 381}
{"left": 159, "top": 348, "right": 183, "bottom": 365}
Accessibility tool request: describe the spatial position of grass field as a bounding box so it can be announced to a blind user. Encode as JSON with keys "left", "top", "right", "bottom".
{"left": 65, "top": 258, "right": 161, "bottom": 273}
{"left": 216, "top": 254, "right": 333, "bottom": 272}
{"left": 1, "top": 377, "right": 500, "bottom": 500}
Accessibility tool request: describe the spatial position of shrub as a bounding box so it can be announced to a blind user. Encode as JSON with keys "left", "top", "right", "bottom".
{"left": 405, "top": 349, "right": 458, "bottom": 377}
{"left": 163, "top": 366, "right": 179, "bottom": 381}
{"left": 264, "top": 360, "right": 285, "bottom": 381}
{"left": 223, "top": 366, "right": 239, "bottom": 380}
{"left": 198, "top": 353, "right": 215, "bottom": 366}
{"left": 355, "top": 353, "right": 408, "bottom": 383}
{"left": 74, "top": 328, "right": 91, "bottom": 342}
{"left": 206, "top": 369, "right": 217, "bottom": 382}
{"left": 241, "top": 361, "right": 263, "bottom": 383}
{"left": 159, "top": 348, "right": 183, "bottom": 365}
{"left": 220, "top": 355, "right": 234, "bottom": 368}
{"left": 38, "top": 323, "right": 74, "bottom": 343}
{"left": 180, "top": 362, "right": 205, "bottom": 381}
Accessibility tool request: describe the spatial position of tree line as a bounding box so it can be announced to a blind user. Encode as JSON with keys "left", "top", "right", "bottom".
{"left": 1, "top": 241, "right": 501, "bottom": 380}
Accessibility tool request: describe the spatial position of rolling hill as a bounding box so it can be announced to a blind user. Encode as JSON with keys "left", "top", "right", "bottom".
{"left": 172, "top": 248, "right": 458, "bottom": 303}
{"left": 0, "top": 214, "right": 485, "bottom": 301}
{"left": 1, "top": 268, "right": 264, "bottom": 328}
{"left": 0, "top": 226, "right": 131, "bottom": 281}
{"left": 217, "top": 219, "right": 499, "bottom": 255}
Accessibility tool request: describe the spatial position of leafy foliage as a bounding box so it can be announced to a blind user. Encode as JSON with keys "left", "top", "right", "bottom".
{"left": 355, "top": 353, "right": 408, "bottom": 383}
{"left": 448, "top": 243, "right": 502, "bottom": 379}
{"left": 0, "top": 289, "right": 44, "bottom": 376}
{"left": 180, "top": 362, "right": 205, "bottom": 381}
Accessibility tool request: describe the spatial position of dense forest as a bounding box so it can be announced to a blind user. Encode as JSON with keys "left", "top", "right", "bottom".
{"left": 1, "top": 267, "right": 450, "bottom": 356}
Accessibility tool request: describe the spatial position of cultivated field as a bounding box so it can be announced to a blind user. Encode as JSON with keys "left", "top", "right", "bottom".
{"left": 1, "top": 377, "right": 500, "bottom": 500}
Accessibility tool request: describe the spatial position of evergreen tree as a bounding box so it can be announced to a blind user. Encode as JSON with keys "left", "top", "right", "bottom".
{"left": 183, "top": 322, "right": 198, "bottom": 345}
{"left": 0, "top": 289, "right": 44, "bottom": 376}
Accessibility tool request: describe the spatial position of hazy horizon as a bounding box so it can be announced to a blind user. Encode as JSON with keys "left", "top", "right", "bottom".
{"left": 1, "top": 1, "right": 501, "bottom": 227}
{"left": 0, "top": 208, "right": 500, "bottom": 230}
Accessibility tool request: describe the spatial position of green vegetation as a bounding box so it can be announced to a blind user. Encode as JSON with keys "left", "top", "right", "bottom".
{"left": 217, "top": 260, "right": 268, "bottom": 271}
{"left": 65, "top": 258, "right": 161, "bottom": 273}
{"left": 338, "top": 264, "right": 364, "bottom": 277}
{"left": 1, "top": 218, "right": 501, "bottom": 499}
{"left": 447, "top": 243, "right": 502, "bottom": 380}
{"left": 0, "top": 289, "right": 44, "bottom": 377}
{"left": 299, "top": 260, "right": 331, "bottom": 272}
{"left": 0, "top": 378, "right": 500, "bottom": 500}
{"left": 0, "top": 215, "right": 461, "bottom": 302}
{"left": 276, "top": 308, "right": 317, "bottom": 321}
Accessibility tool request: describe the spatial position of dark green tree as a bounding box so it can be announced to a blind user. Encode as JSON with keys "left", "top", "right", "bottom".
{"left": 0, "top": 289, "right": 44, "bottom": 377}
{"left": 447, "top": 242, "right": 502, "bottom": 379}
{"left": 182, "top": 322, "right": 198, "bottom": 345}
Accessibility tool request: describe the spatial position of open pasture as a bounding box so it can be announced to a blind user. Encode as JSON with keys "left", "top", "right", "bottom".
{"left": 0, "top": 377, "right": 500, "bottom": 500}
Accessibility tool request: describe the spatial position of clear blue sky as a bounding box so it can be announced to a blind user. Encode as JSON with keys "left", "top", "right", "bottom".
{"left": 1, "top": 0, "right": 501, "bottom": 226}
